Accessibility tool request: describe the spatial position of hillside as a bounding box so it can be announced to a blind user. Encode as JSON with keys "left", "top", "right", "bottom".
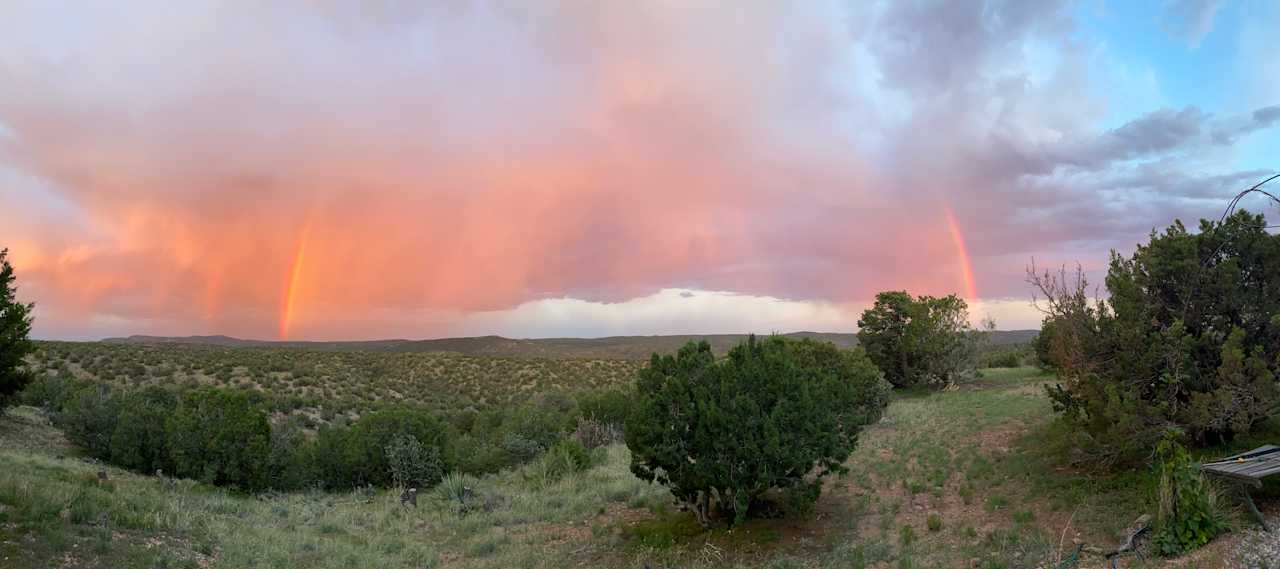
{"left": 1, "top": 368, "right": 1255, "bottom": 568}
{"left": 102, "top": 330, "right": 1038, "bottom": 359}
{"left": 31, "top": 341, "right": 643, "bottom": 420}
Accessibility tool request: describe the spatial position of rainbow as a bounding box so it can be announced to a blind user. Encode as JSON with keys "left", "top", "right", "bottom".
{"left": 943, "top": 205, "right": 978, "bottom": 302}
{"left": 279, "top": 223, "right": 311, "bottom": 340}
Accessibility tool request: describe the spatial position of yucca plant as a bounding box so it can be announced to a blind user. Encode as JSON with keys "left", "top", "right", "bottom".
{"left": 436, "top": 471, "right": 479, "bottom": 514}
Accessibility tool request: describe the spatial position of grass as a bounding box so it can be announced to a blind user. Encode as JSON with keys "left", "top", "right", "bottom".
{"left": 0, "top": 406, "right": 667, "bottom": 568}
{"left": 0, "top": 364, "right": 1250, "bottom": 568}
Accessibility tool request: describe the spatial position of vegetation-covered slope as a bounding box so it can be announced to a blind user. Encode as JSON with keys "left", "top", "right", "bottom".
{"left": 1, "top": 367, "right": 1263, "bottom": 569}
{"left": 100, "top": 330, "right": 1039, "bottom": 360}
{"left": 29, "top": 341, "right": 643, "bottom": 420}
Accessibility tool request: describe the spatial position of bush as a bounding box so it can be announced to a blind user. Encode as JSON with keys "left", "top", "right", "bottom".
{"left": 340, "top": 408, "right": 449, "bottom": 488}
{"left": 498, "top": 432, "right": 544, "bottom": 465}
{"left": 1151, "top": 437, "right": 1228, "bottom": 556}
{"left": 575, "top": 388, "right": 632, "bottom": 427}
{"left": 20, "top": 373, "right": 80, "bottom": 412}
{"left": 436, "top": 471, "right": 480, "bottom": 515}
{"left": 385, "top": 432, "right": 445, "bottom": 488}
{"left": 857, "top": 292, "right": 982, "bottom": 388}
{"left": 166, "top": 389, "right": 271, "bottom": 489}
{"left": 522, "top": 437, "right": 591, "bottom": 485}
{"left": 981, "top": 345, "right": 1029, "bottom": 369}
{"left": 0, "top": 248, "right": 34, "bottom": 409}
{"left": 301, "top": 424, "right": 354, "bottom": 490}
{"left": 572, "top": 416, "right": 623, "bottom": 450}
{"left": 56, "top": 383, "right": 122, "bottom": 460}
{"left": 265, "top": 416, "right": 312, "bottom": 491}
{"left": 447, "top": 434, "right": 507, "bottom": 475}
{"left": 927, "top": 513, "right": 943, "bottom": 532}
{"left": 110, "top": 386, "right": 178, "bottom": 473}
{"left": 627, "top": 336, "right": 890, "bottom": 527}
{"left": 1033, "top": 211, "right": 1280, "bottom": 464}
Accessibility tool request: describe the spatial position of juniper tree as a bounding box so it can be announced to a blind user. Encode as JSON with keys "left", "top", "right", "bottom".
{"left": 1035, "top": 210, "right": 1280, "bottom": 465}
{"left": 0, "top": 248, "right": 34, "bottom": 409}
{"left": 857, "top": 291, "right": 979, "bottom": 388}
{"left": 626, "top": 336, "right": 890, "bottom": 527}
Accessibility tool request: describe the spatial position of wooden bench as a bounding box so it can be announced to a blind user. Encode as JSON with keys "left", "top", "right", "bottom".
{"left": 1201, "top": 444, "right": 1280, "bottom": 531}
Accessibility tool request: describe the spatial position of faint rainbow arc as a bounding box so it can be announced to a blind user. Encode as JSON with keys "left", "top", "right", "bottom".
{"left": 279, "top": 222, "right": 312, "bottom": 340}
{"left": 943, "top": 205, "right": 978, "bottom": 302}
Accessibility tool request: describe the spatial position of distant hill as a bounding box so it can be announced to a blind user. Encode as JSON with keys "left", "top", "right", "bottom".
{"left": 103, "top": 330, "right": 1038, "bottom": 360}
{"left": 102, "top": 335, "right": 414, "bottom": 351}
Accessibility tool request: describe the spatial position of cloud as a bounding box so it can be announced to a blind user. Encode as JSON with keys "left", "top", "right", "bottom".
{"left": 457, "top": 289, "right": 860, "bottom": 339}
{"left": 0, "top": 1, "right": 1275, "bottom": 340}
{"left": 1162, "top": 0, "right": 1226, "bottom": 48}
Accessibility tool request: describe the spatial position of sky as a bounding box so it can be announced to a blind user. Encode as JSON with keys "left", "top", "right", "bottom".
{"left": 1, "top": 0, "right": 1277, "bottom": 341}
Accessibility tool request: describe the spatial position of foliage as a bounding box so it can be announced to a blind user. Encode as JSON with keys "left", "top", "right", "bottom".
{"left": 1150, "top": 437, "right": 1228, "bottom": 556}
{"left": 981, "top": 343, "right": 1033, "bottom": 369}
{"left": 857, "top": 291, "right": 983, "bottom": 388}
{"left": 575, "top": 387, "right": 632, "bottom": 428}
{"left": 264, "top": 416, "right": 312, "bottom": 491}
{"left": 20, "top": 372, "right": 80, "bottom": 412}
{"left": 55, "top": 383, "right": 122, "bottom": 460}
{"left": 165, "top": 389, "right": 271, "bottom": 489}
{"left": 384, "top": 431, "right": 445, "bottom": 488}
{"left": 522, "top": 439, "right": 593, "bottom": 487}
{"left": 110, "top": 386, "right": 178, "bottom": 474}
{"left": 1033, "top": 319, "right": 1059, "bottom": 370}
{"left": 0, "top": 248, "right": 35, "bottom": 409}
{"left": 546, "top": 439, "right": 592, "bottom": 475}
{"left": 340, "top": 409, "right": 450, "bottom": 488}
{"left": 626, "top": 336, "right": 890, "bottom": 527}
{"left": 571, "top": 416, "right": 623, "bottom": 450}
{"left": 436, "top": 471, "right": 480, "bottom": 514}
{"left": 1033, "top": 211, "right": 1280, "bottom": 464}
{"left": 303, "top": 425, "right": 355, "bottom": 490}
{"left": 26, "top": 339, "right": 642, "bottom": 421}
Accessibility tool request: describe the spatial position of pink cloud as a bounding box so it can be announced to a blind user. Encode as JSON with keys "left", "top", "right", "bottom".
{"left": 0, "top": 2, "right": 1273, "bottom": 340}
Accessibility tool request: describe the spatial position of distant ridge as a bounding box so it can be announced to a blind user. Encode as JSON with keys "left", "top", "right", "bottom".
{"left": 102, "top": 330, "right": 1038, "bottom": 360}
{"left": 103, "top": 335, "right": 414, "bottom": 351}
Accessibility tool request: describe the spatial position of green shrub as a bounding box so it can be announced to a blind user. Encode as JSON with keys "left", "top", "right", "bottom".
{"left": 981, "top": 345, "right": 1028, "bottom": 369}
{"left": 56, "top": 383, "right": 122, "bottom": 460}
{"left": 857, "top": 291, "right": 982, "bottom": 388}
{"left": 436, "top": 471, "right": 480, "bottom": 515}
{"left": 341, "top": 409, "right": 449, "bottom": 488}
{"left": 899, "top": 524, "right": 915, "bottom": 546}
{"left": 20, "top": 373, "right": 80, "bottom": 412}
{"left": 927, "top": 513, "right": 942, "bottom": 532}
{"left": 575, "top": 388, "right": 632, "bottom": 427}
{"left": 1151, "top": 437, "right": 1228, "bottom": 556}
{"left": 447, "top": 434, "right": 507, "bottom": 475}
{"left": 498, "top": 432, "right": 544, "bottom": 466}
{"left": 166, "top": 388, "right": 271, "bottom": 489}
{"left": 627, "top": 336, "right": 890, "bottom": 527}
{"left": 110, "top": 386, "right": 178, "bottom": 473}
{"left": 1037, "top": 211, "right": 1280, "bottom": 464}
{"left": 302, "top": 424, "right": 354, "bottom": 490}
{"left": 384, "top": 432, "right": 445, "bottom": 488}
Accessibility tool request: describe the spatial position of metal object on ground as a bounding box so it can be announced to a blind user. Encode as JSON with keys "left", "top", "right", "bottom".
{"left": 1202, "top": 444, "right": 1280, "bottom": 532}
